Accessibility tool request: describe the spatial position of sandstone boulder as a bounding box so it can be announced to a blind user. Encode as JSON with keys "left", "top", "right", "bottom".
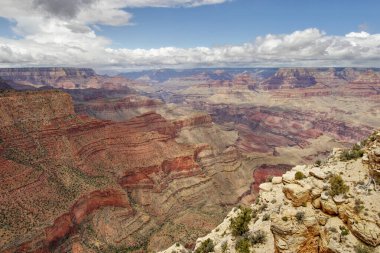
{"left": 321, "top": 199, "right": 338, "bottom": 215}
{"left": 310, "top": 167, "right": 327, "bottom": 180}
{"left": 259, "top": 182, "right": 273, "bottom": 192}
{"left": 272, "top": 176, "right": 283, "bottom": 184}
{"left": 312, "top": 198, "right": 321, "bottom": 209}
{"left": 348, "top": 219, "right": 380, "bottom": 247}
{"left": 283, "top": 184, "right": 311, "bottom": 207}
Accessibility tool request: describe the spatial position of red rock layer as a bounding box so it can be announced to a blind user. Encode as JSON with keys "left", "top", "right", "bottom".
{"left": 0, "top": 90, "right": 207, "bottom": 252}
{"left": 75, "top": 95, "right": 163, "bottom": 115}
{"left": 0, "top": 67, "right": 142, "bottom": 90}
{"left": 193, "top": 103, "right": 372, "bottom": 154}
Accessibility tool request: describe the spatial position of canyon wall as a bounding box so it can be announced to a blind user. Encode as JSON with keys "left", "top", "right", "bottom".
{"left": 162, "top": 131, "right": 380, "bottom": 253}
{"left": 0, "top": 90, "right": 252, "bottom": 252}
{"left": 0, "top": 67, "right": 140, "bottom": 90}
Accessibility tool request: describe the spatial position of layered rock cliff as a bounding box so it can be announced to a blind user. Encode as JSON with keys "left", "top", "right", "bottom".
{"left": 162, "top": 130, "right": 380, "bottom": 253}
{"left": 0, "top": 90, "right": 252, "bottom": 252}
{"left": 0, "top": 78, "right": 12, "bottom": 90}
{"left": 0, "top": 67, "right": 140, "bottom": 90}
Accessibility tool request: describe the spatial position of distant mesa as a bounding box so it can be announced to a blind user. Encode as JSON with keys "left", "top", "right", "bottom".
{"left": 0, "top": 67, "right": 139, "bottom": 90}
{"left": 0, "top": 77, "right": 13, "bottom": 90}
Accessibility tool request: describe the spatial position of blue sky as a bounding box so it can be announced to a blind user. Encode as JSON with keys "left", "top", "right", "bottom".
{"left": 0, "top": 0, "right": 379, "bottom": 70}
{"left": 97, "top": 0, "right": 378, "bottom": 49}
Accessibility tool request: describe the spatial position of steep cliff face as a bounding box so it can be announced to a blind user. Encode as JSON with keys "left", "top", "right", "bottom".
{"left": 0, "top": 78, "right": 12, "bottom": 90}
{"left": 261, "top": 67, "right": 380, "bottom": 91}
{"left": 0, "top": 68, "right": 95, "bottom": 88}
{"left": 192, "top": 103, "right": 372, "bottom": 156}
{"left": 0, "top": 67, "right": 140, "bottom": 90}
{"left": 262, "top": 68, "right": 318, "bottom": 89}
{"left": 163, "top": 130, "right": 380, "bottom": 253}
{"left": 0, "top": 90, "right": 252, "bottom": 252}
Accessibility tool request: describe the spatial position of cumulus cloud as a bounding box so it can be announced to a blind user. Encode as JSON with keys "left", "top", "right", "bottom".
{"left": 0, "top": 0, "right": 379, "bottom": 71}
{"left": 34, "top": 0, "right": 96, "bottom": 19}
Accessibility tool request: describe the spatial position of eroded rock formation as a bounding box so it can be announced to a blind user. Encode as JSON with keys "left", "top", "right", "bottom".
{"left": 0, "top": 90, "right": 251, "bottom": 252}
{"left": 163, "top": 131, "right": 380, "bottom": 253}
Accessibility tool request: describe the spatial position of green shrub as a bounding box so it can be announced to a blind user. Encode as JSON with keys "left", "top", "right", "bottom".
{"left": 221, "top": 241, "right": 228, "bottom": 253}
{"left": 329, "top": 175, "right": 349, "bottom": 196}
{"left": 339, "top": 226, "right": 349, "bottom": 236}
{"left": 340, "top": 144, "right": 364, "bottom": 161}
{"left": 250, "top": 230, "right": 267, "bottom": 245}
{"left": 282, "top": 216, "right": 288, "bottom": 222}
{"left": 262, "top": 213, "right": 270, "bottom": 221}
{"left": 195, "top": 238, "right": 214, "bottom": 253}
{"left": 235, "top": 238, "right": 250, "bottom": 253}
{"left": 295, "top": 171, "right": 306, "bottom": 180}
{"left": 315, "top": 160, "right": 322, "bottom": 167}
{"left": 354, "top": 244, "right": 374, "bottom": 253}
{"left": 295, "top": 211, "right": 305, "bottom": 223}
{"left": 230, "top": 207, "right": 252, "bottom": 237}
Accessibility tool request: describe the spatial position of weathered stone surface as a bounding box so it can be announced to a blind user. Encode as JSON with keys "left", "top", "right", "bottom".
{"left": 312, "top": 197, "right": 321, "bottom": 209}
{"left": 272, "top": 176, "right": 283, "bottom": 184}
{"left": 259, "top": 182, "right": 273, "bottom": 192}
{"left": 283, "top": 184, "right": 311, "bottom": 206}
{"left": 321, "top": 199, "right": 338, "bottom": 215}
{"left": 332, "top": 194, "right": 346, "bottom": 204}
{"left": 310, "top": 167, "right": 327, "bottom": 180}
{"left": 348, "top": 219, "right": 380, "bottom": 247}
{"left": 160, "top": 129, "right": 380, "bottom": 253}
{"left": 0, "top": 90, "right": 251, "bottom": 252}
{"left": 321, "top": 191, "right": 330, "bottom": 200}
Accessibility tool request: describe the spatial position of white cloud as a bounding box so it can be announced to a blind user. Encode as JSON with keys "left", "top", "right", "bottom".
{"left": 0, "top": 1, "right": 379, "bottom": 71}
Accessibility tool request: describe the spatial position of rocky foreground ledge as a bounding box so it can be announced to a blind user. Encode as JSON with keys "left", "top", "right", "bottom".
{"left": 162, "top": 131, "right": 380, "bottom": 253}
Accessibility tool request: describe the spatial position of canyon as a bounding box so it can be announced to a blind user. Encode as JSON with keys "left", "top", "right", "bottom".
{"left": 0, "top": 67, "right": 379, "bottom": 252}
{"left": 163, "top": 130, "right": 380, "bottom": 253}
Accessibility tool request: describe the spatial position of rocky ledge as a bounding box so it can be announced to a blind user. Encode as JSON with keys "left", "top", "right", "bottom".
{"left": 162, "top": 130, "right": 380, "bottom": 253}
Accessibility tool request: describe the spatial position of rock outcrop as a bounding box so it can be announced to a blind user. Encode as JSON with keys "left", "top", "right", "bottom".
{"left": 162, "top": 130, "right": 380, "bottom": 253}
{"left": 0, "top": 90, "right": 252, "bottom": 252}
{"left": 0, "top": 67, "right": 140, "bottom": 90}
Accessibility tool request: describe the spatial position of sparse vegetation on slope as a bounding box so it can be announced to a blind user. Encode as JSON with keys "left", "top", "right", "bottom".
{"left": 229, "top": 207, "right": 252, "bottom": 237}
{"left": 194, "top": 238, "right": 214, "bottom": 253}
{"left": 340, "top": 143, "right": 364, "bottom": 161}
{"left": 329, "top": 174, "right": 349, "bottom": 196}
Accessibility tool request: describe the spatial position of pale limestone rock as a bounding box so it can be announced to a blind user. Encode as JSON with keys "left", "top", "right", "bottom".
{"left": 291, "top": 164, "right": 309, "bottom": 173}
{"left": 161, "top": 135, "right": 380, "bottom": 253}
{"left": 282, "top": 170, "right": 297, "bottom": 184}
{"left": 259, "top": 182, "right": 273, "bottom": 192}
{"left": 321, "top": 199, "right": 338, "bottom": 215}
{"left": 312, "top": 197, "right": 321, "bottom": 209}
{"left": 272, "top": 176, "right": 282, "bottom": 184}
{"left": 271, "top": 210, "right": 320, "bottom": 253}
{"left": 310, "top": 178, "right": 325, "bottom": 191}
{"left": 283, "top": 184, "right": 311, "bottom": 207}
{"left": 333, "top": 194, "right": 346, "bottom": 204}
{"left": 276, "top": 237, "right": 288, "bottom": 250}
{"left": 311, "top": 188, "right": 322, "bottom": 199}
{"left": 310, "top": 167, "right": 327, "bottom": 180}
{"left": 321, "top": 191, "right": 329, "bottom": 200}
{"left": 362, "top": 153, "right": 369, "bottom": 163}
{"left": 348, "top": 218, "right": 380, "bottom": 247}
{"left": 320, "top": 217, "right": 362, "bottom": 253}
{"left": 158, "top": 243, "right": 189, "bottom": 253}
